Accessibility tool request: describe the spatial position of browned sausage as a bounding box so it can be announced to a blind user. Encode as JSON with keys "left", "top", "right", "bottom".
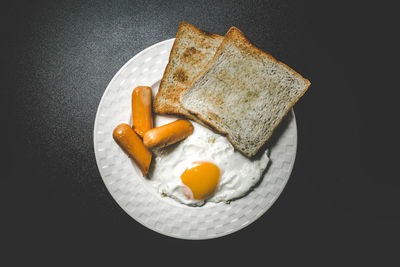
{"left": 132, "top": 86, "right": 153, "bottom": 137}
{"left": 143, "top": 120, "right": 193, "bottom": 149}
{"left": 113, "top": 123, "right": 152, "bottom": 176}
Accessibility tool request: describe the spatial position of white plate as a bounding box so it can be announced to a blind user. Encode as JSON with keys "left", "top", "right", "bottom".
{"left": 93, "top": 39, "right": 297, "bottom": 239}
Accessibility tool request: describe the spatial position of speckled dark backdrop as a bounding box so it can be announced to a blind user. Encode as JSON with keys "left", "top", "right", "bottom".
{"left": 2, "top": 0, "right": 398, "bottom": 265}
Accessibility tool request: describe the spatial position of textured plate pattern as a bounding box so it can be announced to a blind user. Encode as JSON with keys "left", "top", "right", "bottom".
{"left": 93, "top": 39, "right": 297, "bottom": 239}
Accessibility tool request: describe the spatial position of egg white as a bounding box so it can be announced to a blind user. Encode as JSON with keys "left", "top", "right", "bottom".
{"left": 147, "top": 121, "right": 270, "bottom": 206}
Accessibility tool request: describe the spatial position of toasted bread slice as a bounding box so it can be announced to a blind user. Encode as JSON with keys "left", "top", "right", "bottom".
{"left": 181, "top": 27, "right": 311, "bottom": 158}
{"left": 154, "top": 22, "right": 223, "bottom": 120}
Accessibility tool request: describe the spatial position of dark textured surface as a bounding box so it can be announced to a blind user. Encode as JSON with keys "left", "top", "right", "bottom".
{"left": 2, "top": 0, "right": 398, "bottom": 265}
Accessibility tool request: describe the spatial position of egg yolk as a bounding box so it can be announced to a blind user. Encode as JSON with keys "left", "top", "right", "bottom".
{"left": 181, "top": 162, "right": 220, "bottom": 200}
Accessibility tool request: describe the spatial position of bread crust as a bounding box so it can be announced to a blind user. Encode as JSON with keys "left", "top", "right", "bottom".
{"left": 154, "top": 21, "right": 223, "bottom": 121}
{"left": 181, "top": 26, "right": 311, "bottom": 158}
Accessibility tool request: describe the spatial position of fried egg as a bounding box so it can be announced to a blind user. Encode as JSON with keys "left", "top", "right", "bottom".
{"left": 147, "top": 120, "right": 270, "bottom": 206}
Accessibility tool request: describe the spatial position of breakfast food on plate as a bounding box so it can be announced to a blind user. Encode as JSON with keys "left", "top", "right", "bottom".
{"left": 113, "top": 123, "right": 152, "bottom": 176}
{"left": 112, "top": 22, "right": 310, "bottom": 206}
{"left": 132, "top": 86, "right": 153, "bottom": 137}
{"left": 153, "top": 21, "right": 223, "bottom": 120}
{"left": 143, "top": 119, "right": 194, "bottom": 149}
{"left": 181, "top": 27, "right": 311, "bottom": 157}
{"left": 148, "top": 122, "right": 269, "bottom": 206}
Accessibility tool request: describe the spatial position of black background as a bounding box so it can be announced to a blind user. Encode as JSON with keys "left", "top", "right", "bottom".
{"left": 2, "top": 0, "right": 399, "bottom": 265}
